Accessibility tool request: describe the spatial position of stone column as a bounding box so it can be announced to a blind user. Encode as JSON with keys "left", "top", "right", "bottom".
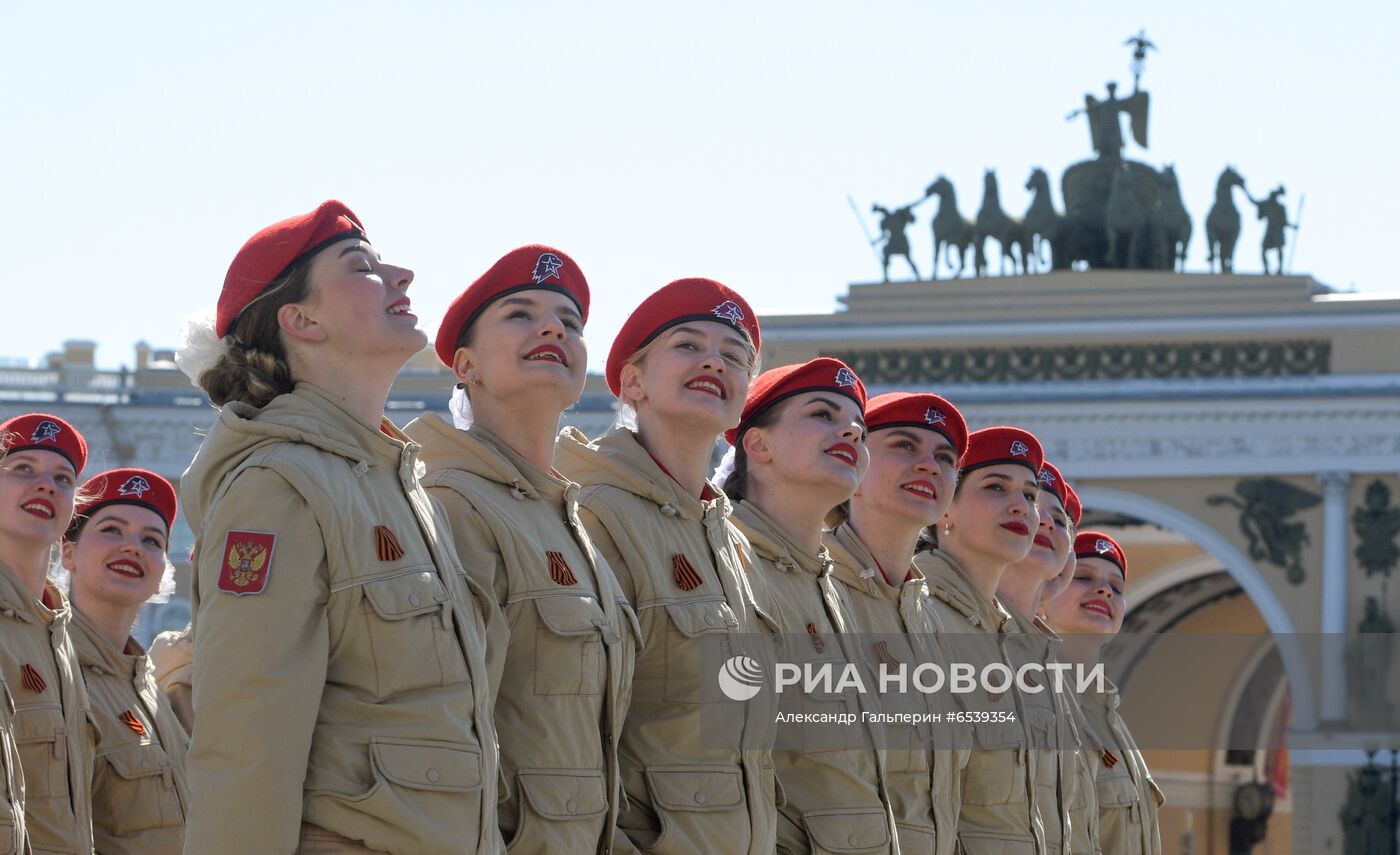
{"left": 1318, "top": 470, "right": 1351, "bottom": 722}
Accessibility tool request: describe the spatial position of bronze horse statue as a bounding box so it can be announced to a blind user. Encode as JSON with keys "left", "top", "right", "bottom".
{"left": 1104, "top": 162, "right": 1148, "bottom": 268}
{"left": 1023, "top": 167, "right": 1062, "bottom": 273}
{"left": 925, "top": 176, "right": 976, "bottom": 279}
{"left": 1151, "top": 165, "right": 1192, "bottom": 271}
{"left": 974, "top": 169, "right": 1026, "bottom": 276}
{"left": 1206, "top": 166, "right": 1247, "bottom": 273}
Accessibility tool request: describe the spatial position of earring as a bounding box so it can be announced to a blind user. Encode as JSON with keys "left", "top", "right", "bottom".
{"left": 943, "top": 521, "right": 953, "bottom": 536}
{"left": 468, "top": 374, "right": 483, "bottom": 387}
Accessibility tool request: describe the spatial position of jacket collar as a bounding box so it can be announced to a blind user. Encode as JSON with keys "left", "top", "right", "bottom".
{"left": 70, "top": 609, "right": 143, "bottom": 679}
{"left": 0, "top": 561, "right": 69, "bottom": 626}
{"left": 408, "top": 412, "right": 569, "bottom": 505}
{"left": 916, "top": 548, "right": 1014, "bottom": 632}
{"left": 557, "top": 427, "right": 728, "bottom": 522}
{"left": 825, "top": 521, "right": 923, "bottom": 602}
{"left": 731, "top": 500, "right": 828, "bottom": 578}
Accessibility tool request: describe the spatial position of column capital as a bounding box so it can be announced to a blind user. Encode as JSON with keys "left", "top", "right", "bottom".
{"left": 1317, "top": 470, "right": 1352, "bottom": 494}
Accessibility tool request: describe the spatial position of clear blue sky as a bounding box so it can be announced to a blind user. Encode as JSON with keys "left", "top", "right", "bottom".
{"left": 4, "top": 0, "right": 1396, "bottom": 371}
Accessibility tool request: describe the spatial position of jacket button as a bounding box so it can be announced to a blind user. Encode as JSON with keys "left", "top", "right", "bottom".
{"left": 140, "top": 759, "right": 150, "bottom": 769}
{"left": 33, "top": 724, "right": 46, "bottom": 736}
{"left": 848, "top": 835, "right": 860, "bottom": 847}
{"left": 426, "top": 768, "right": 440, "bottom": 783}
{"left": 693, "top": 792, "right": 706, "bottom": 805}
{"left": 1, "top": 609, "right": 12, "bottom": 618}
{"left": 408, "top": 594, "right": 422, "bottom": 607}
{"left": 704, "top": 615, "right": 717, "bottom": 626}
{"left": 566, "top": 799, "right": 577, "bottom": 814}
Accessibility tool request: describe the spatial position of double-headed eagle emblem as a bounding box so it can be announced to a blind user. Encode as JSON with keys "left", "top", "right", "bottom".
{"left": 226, "top": 540, "right": 269, "bottom": 588}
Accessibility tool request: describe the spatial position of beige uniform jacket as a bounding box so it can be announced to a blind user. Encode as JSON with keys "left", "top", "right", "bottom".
{"left": 180, "top": 383, "right": 502, "bottom": 855}
{"left": 555, "top": 427, "right": 780, "bottom": 855}
{"left": 0, "top": 676, "right": 28, "bottom": 855}
{"left": 1001, "top": 607, "right": 1091, "bottom": 855}
{"left": 731, "top": 503, "right": 897, "bottom": 855}
{"left": 915, "top": 550, "right": 1046, "bottom": 855}
{"left": 1081, "top": 681, "right": 1162, "bottom": 855}
{"left": 0, "top": 569, "right": 94, "bottom": 855}
{"left": 70, "top": 612, "right": 188, "bottom": 855}
{"left": 147, "top": 627, "right": 193, "bottom": 736}
{"left": 825, "top": 522, "right": 962, "bottom": 855}
{"left": 406, "top": 414, "right": 638, "bottom": 854}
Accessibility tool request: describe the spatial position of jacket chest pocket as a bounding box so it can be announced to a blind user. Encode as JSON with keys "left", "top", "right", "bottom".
{"left": 1096, "top": 772, "right": 1146, "bottom": 855}
{"left": 506, "top": 770, "right": 608, "bottom": 852}
{"left": 12, "top": 706, "right": 68, "bottom": 799}
{"left": 360, "top": 571, "right": 471, "bottom": 698}
{"left": 663, "top": 600, "right": 738, "bottom": 703}
{"left": 793, "top": 658, "right": 864, "bottom": 754}
{"left": 803, "top": 807, "right": 893, "bottom": 854}
{"left": 1095, "top": 770, "right": 1141, "bottom": 809}
{"left": 961, "top": 746, "right": 1030, "bottom": 807}
{"left": 530, "top": 595, "right": 609, "bottom": 697}
{"left": 96, "top": 742, "right": 184, "bottom": 834}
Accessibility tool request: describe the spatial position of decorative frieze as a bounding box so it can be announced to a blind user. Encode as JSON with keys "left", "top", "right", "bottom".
{"left": 827, "top": 339, "right": 1330, "bottom": 384}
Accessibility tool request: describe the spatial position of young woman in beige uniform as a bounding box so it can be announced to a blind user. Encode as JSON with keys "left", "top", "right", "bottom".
{"left": 823, "top": 391, "right": 969, "bottom": 855}
{"left": 997, "top": 462, "right": 1095, "bottom": 855}
{"left": 0, "top": 412, "right": 95, "bottom": 855}
{"left": 405, "top": 245, "right": 636, "bottom": 853}
{"left": 915, "top": 426, "right": 1049, "bottom": 855}
{"left": 1044, "top": 532, "right": 1163, "bottom": 855}
{"left": 555, "top": 278, "right": 779, "bottom": 855}
{"left": 61, "top": 468, "right": 188, "bottom": 854}
{"left": 719, "top": 358, "right": 900, "bottom": 855}
{"left": 175, "top": 200, "right": 501, "bottom": 854}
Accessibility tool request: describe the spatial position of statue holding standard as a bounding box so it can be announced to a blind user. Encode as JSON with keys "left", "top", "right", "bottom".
{"left": 872, "top": 203, "right": 920, "bottom": 282}
{"left": 1248, "top": 185, "right": 1296, "bottom": 275}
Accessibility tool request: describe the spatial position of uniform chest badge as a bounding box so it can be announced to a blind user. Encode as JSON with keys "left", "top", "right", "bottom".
{"left": 806, "top": 623, "right": 825, "bottom": 653}
{"left": 672, "top": 554, "right": 704, "bottom": 592}
{"left": 374, "top": 525, "right": 405, "bottom": 562}
{"left": 118, "top": 710, "right": 147, "bottom": 737}
{"left": 218, "top": 530, "right": 276, "bottom": 595}
{"left": 1102, "top": 749, "right": 1120, "bottom": 768}
{"left": 19, "top": 663, "right": 46, "bottom": 694}
{"left": 547, "top": 551, "right": 578, "bottom": 586}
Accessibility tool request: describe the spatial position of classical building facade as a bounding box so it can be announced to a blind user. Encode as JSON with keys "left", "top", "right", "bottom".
{"left": 758, "top": 270, "right": 1400, "bottom": 855}
{"left": 5, "top": 270, "right": 1397, "bottom": 852}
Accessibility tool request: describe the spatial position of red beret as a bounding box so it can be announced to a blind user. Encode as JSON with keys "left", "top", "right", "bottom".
{"left": 726, "top": 358, "right": 866, "bottom": 446}
{"left": 217, "top": 200, "right": 366, "bottom": 338}
{"left": 1062, "top": 479, "right": 1083, "bottom": 527}
{"left": 864, "top": 392, "right": 968, "bottom": 461}
{"left": 606, "top": 278, "right": 761, "bottom": 396}
{"left": 1037, "top": 461, "right": 1071, "bottom": 509}
{"left": 0, "top": 413, "right": 87, "bottom": 475}
{"left": 434, "top": 245, "right": 590, "bottom": 367}
{"left": 960, "top": 426, "right": 1044, "bottom": 477}
{"left": 75, "top": 469, "right": 178, "bottom": 533}
{"left": 1075, "top": 530, "right": 1126, "bottom": 577}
